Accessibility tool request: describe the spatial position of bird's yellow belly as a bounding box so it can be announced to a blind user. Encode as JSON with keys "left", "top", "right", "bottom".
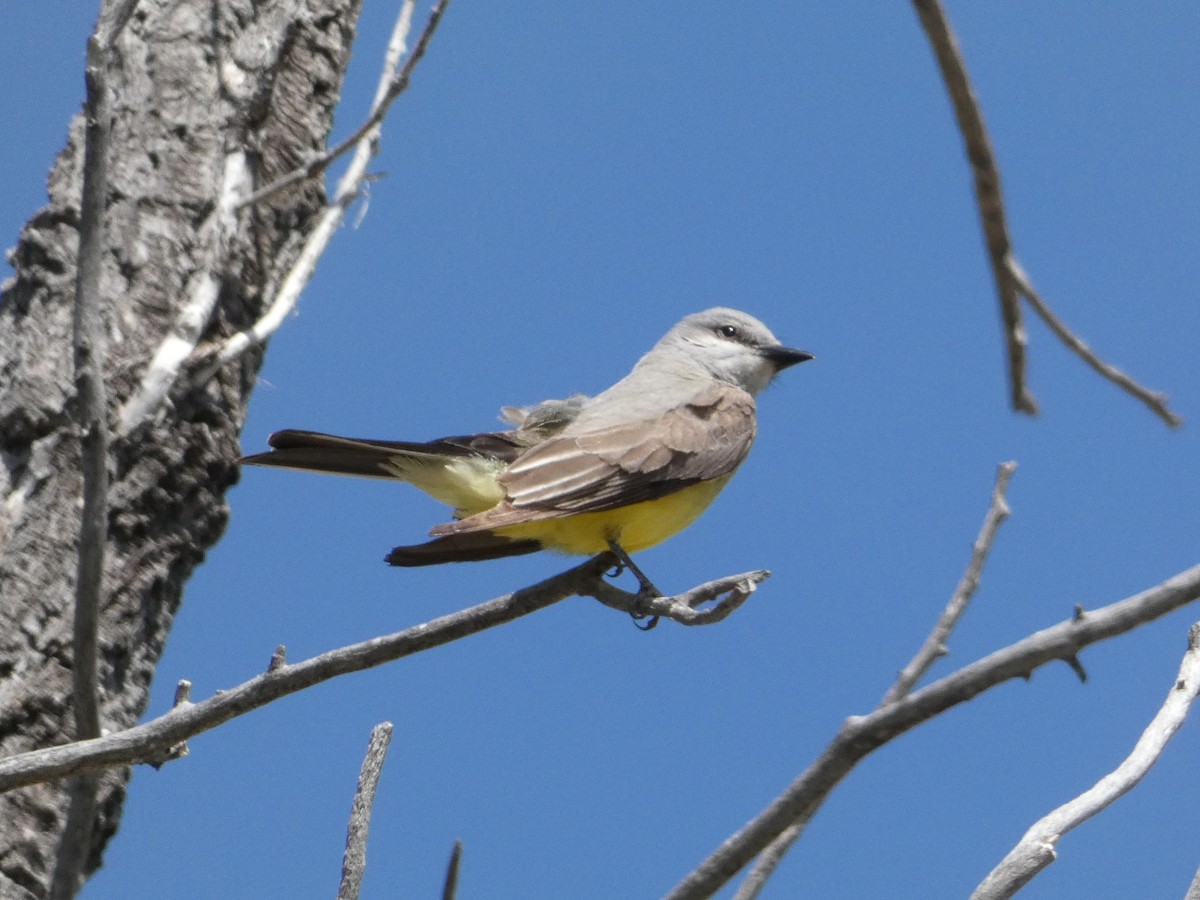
{"left": 494, "top": 476, "right": 732, "bottom": 556}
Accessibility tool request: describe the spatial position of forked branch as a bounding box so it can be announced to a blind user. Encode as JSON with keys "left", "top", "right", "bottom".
{"left": 666, "top": 560, "right": 1200, "bottom": 900}
{"left": 911, "top": 0, "right": 1180, "bottom": 427}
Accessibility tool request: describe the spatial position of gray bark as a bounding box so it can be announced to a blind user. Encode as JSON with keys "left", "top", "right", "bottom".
{"left": 0, "top": 1, "right": 363, "bottom": 896}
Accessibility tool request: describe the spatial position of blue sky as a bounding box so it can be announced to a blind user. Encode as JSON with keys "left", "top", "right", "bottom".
{"left": 4, "top": 3, "right": 1200, "bottom": 898}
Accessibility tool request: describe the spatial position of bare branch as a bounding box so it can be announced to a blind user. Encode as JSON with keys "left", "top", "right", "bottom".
{"left": 737, "top": 463, "right": 1018, "bottom": 897}
{"left": 337, "top": 722, "right": 394, "bottom": 900}
{"left": 1006, "top": 256, "right": 1182, "bottom": 428}
{"left": 882, "top": 461, "right": 1017, "bottom": 705}
{"left": 971, "top": 623, "right": 1200, "bottom": 899}
{"left": 0, "top": 555, "right": 619, "bottom": 793}
{"left": 911, "top": 0, "right": 1180, "bottom": 427}
{"left": 910, "top": 0, "right": 1033, "bottom": 414}
{"left": 583, "top": 570, "right": 770, "bottom": 626}
{"left": 50, "top": 3, "right": 143, "bottom": 895}
{"left": 198, "top": 0, "right": 436, "bottom": 377}
{"left": 234, "top": 0, "right": 447, "bottom": 210}
{"left": 664, "top": 561, "right": 1200, "bottom": 900}
{"left": 731, "top": 821, "right": 801, "bottom": 900}
{"left": 442, "top": 840, "right": 463, "bottom": 900}
{"left": 1185, "top": 863, "right": 1200, "bottom": 900}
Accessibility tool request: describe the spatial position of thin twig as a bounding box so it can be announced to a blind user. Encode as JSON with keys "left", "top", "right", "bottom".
{"left": 337, "top": 722, "right": 395, "bottom": 900}
{"left": 664, "top": 560, "right": 1200, "bottom": 900}
{"left": 882, "top": 461, "right": 1017, "bottom": 705}
{"left": 731, "top": 820, "right": 800, "bottom": 900}
{"left": 235, "top": 0, "right": 447, "bottom": 210}
{"left": 971, "top": 622, "right": 1200, "bottom": 899}
{"left": 442, "top": 840, "right": 463, "bottom": 900}
{"left": 197, "top": 0, "right": 434, "bottom": 378}
{"left": 736, "top": 463, "right": 1017, "bottom": 898}
{"left": 584, "top": 570, "right": 770, "bottom": 625}
{"left": 1006, "top": 257, "right": 1182, "bottom": 427}
{"left": 910, "top": 0, "right": 1033, "bottom": 414}
{"left": 51, "top": 2, "right": 142, "bottom": 896}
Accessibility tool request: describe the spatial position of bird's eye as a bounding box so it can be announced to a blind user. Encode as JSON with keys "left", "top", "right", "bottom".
{"left": 718, "top": 324, "right": 739, "bottom": 339}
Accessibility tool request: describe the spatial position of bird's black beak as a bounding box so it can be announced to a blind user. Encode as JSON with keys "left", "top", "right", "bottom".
{"left": 762, "top": 346, "right": 814, "bottom": 371}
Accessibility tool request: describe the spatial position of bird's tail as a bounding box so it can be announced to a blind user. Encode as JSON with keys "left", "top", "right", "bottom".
{"left": 241, "top": 429, "right": 517, "bottom": 514}
{"left": 385, "top": 532, "right": 542, "bottom": 566}
{"left": 241, "top": 430, "right": 427, "bottom": 479}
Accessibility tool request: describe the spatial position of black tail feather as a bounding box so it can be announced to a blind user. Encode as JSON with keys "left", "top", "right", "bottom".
{"left": 240, "top": 429, "right": 527, "bottom": 480}
{"left": 386, "top": 532, "right": 543, "bottom": 566}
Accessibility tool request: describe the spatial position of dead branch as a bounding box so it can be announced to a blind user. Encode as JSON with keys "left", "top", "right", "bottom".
{"left": 234, "top": 0, "right": 449, "bottom": 211}
{"left": 735, "top": 462, "right": 1017, "bottom": 898}
{"left": 911, "top": 0, "right": 1179, "bottom": 427}
{"left": 971, "top": 622, "right": 1200, "bottom": 899}
{"left": 664, "top": 560, "right": 1200, "bottom": 900}
{"left": 51, "top": 3, "right": 142, "bottom": 896}
{"left": 337, "top": 722, "right": 394, "bottom": 900}
{"left": 0, "top": 555, "right": 763, "bottom": 794}
{"left": 882, "top": 461, "right": 1017, "bottom": 704}
{"left": 198, "top": 0, "right": 432, "bottom": 377}
{"left": 583, "top": 570, "right": 770, "bottom": 626}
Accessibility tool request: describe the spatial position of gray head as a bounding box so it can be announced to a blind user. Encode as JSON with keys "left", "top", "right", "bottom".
{"left": 648, "top": 307, "right": 813, "bottom": 396}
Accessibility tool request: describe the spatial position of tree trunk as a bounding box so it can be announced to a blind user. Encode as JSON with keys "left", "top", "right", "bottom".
{"left": 0, "top": 1, "right": 363, "bottom": 895}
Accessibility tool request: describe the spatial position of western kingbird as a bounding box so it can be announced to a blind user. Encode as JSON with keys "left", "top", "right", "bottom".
{"left": 242, "top": 308, "right": 812, "bottom": 570}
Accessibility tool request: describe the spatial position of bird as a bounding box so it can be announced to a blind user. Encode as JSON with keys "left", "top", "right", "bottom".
{"left": 242, "top": 308, "right": 812, "bottom": 585}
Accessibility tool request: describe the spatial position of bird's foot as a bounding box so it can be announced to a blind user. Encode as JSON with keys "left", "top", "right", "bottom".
{"left": 607, "top": 540, "right": 662, "bottom": 630}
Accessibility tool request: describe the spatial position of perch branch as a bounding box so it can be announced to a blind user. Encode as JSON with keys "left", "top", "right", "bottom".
{"left": 583, "top": 570, "right": 770, "bottom": 626}
{"left": 0, "top": 555, "right": 757, "bottom": 793}
{"left": 0, "top": 555, "right": 610, "bottom": 792}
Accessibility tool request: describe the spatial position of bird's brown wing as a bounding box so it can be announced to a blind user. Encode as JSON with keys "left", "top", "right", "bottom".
{"left": 430, "top": 383, "right": 756, "bottom": 534}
